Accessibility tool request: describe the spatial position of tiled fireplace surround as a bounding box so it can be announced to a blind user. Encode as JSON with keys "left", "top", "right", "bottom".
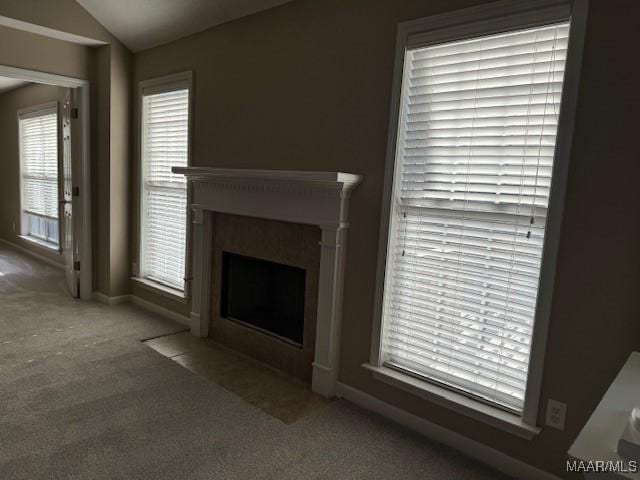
{"left": 173, "top": 168, "right": 362, "bottom": 397}
{"left": 210, "top": 213, "right": 320, "bottom": 383}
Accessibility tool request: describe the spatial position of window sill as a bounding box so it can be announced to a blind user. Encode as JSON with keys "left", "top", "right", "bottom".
{"left": 18, "top": 235, "right": 61, "bottom": 253}
{"left": 362, "top": 363, "right": 540, "bottom": 440}
{"left": 131, "top": 277, "right": 189, "bottom": 304}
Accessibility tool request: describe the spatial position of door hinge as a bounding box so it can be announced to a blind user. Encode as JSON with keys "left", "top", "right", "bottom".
{"left": 73, "top": 261, "right": 81, "bottom": 271}
{"left": 71, "top": 108, "right": 79, "bottom": 119}
{"left": 72, "top": 186, "right": 80, "bottom": 197}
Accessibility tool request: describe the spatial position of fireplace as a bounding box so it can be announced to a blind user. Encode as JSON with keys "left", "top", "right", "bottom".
{"left": 172, "top": 167, "right": 362, "bottom": 397}
{"left": 221, "top": 252, "right": 306, "bottom": 346}
{"left": 210, "top": 213, "right": 320, "bottom": 382}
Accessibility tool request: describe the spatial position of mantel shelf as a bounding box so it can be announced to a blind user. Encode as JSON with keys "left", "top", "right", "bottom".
{"left": 172, "top": 167, "right": 362, "bottom": 191}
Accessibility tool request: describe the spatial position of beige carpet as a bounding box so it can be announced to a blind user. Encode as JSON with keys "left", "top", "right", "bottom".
{"left": 0, "top": 242, "right": 509, "bottom": 479}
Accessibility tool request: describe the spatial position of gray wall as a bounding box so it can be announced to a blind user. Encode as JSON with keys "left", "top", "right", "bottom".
{"left": 131, "top": 0, "right": 640, "bottom": 477}
{"left": 0, "top": 0, "right": 133, "bottom": 296}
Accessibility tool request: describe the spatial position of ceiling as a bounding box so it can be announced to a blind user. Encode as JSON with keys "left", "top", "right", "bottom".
{"left": 0, "top": 77, "right": 29, "bottom": 94}
{"left": 75, "top": 0, "right": 294, "bottom": 52}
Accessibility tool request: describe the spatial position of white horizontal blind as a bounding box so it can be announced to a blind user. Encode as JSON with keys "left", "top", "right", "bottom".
{"left": 141, "top": 88, "right": 189, "bottom": 290}
{"left": 20, "top": 111, "right": 58, "bottom": 220}
{"left": 382, "top": 22, "right": 570, "bottom": 412}
{"left": 26, "top": 213, "right": 59, "bottom": 244}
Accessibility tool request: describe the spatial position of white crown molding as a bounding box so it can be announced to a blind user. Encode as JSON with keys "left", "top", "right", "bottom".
{"left": 173, "top": 167, "right": 362, "bottom": 397}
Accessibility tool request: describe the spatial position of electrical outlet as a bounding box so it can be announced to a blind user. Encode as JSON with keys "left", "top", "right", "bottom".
{"left": 546, "top": 399, "right": 567, "bottom": 430}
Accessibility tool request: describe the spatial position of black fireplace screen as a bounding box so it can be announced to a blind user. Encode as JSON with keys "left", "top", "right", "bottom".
{"left": 221, "top": 252, "right": 305, "bottom": 345}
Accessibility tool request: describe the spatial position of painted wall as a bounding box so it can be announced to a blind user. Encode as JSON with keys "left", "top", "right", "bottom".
{"left": 108, "top": 42, "right": 132, "bottom": 297}
{"left": 131, "top": 0, "right": 640, "bottom": 477}
{"left": 0, "top": 0, "right": 133, "bottom": 297}
{"left": 0, "top": 25, "right": 91, "bottom": 80}
{"left": 91, "top": 43, "right": 133, "bottom": 297}
{"left": 0, "top": 24, "right": 92, "bottom": 270}
{"left": 0, "top": 83, "right": 69, "bottom": 264}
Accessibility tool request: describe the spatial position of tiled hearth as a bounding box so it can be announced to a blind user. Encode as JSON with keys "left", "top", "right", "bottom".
{"left": 144, "top": 332, "right": 328, "bottom": 424}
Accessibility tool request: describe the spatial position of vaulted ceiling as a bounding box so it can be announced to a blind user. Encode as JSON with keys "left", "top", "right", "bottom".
{"left": 75, "top": 0, "right": 294, "bottom": 52}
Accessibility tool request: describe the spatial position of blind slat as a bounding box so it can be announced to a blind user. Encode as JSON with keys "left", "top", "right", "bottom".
{"left": 141, "top": 88, "right": 189, "bottom": 290}
{"left": 20, "top": 112, "right": 58, "bottom": 220}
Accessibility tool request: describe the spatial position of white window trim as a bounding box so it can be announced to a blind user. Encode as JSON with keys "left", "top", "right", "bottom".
{"left": 131, "top": 276, "right": 189, "bottom": 303}
{"left": 367, "top": 0, "right": 588, "bottom": 435}
{"left": 136, "top": 71, "right": 193, "bottom": 299}
{"left": 17, "top": 101, "right": 62, "bottom": 252}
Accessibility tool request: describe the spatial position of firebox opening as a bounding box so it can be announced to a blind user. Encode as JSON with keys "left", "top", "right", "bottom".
{"left": 221, "top": 251, "right": 306, "bottom": 346}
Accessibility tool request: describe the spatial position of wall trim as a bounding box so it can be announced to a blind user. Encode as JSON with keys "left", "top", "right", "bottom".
{"left": 130, "top": 295, "right": 190, "bottom": 327}
{"left": 336, "top": 382, "right": 562, "bottom": 480}
{"left": 0, "top": 238, "right": 64, "bottom": 270}
{"left": 92, "top": 291, "right": 131, "bottom": 305}
{"left": 0, "top": 15, "right": 106, "bottom": 47}
{"left": 91, "top": 292, "right": 189, "bottom": 327}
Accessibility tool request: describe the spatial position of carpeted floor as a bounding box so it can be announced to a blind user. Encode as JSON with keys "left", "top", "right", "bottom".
{"left": 0, "top": 243, "right": 510, "bottom": 480}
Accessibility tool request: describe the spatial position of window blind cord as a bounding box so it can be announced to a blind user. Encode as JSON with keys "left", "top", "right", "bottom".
{"left": 494, "top": 29, "right": 542, "bottom": 401}
{"left": 390, "top": 52, "right": 410, "bottom": 346}
{"left": 446, "top": 38, "right": 485, "bottom": 386}
{"left": 397, "top": 53, "right": 418, "bottom": 363}
{"left": 528, "top": 26, "right": 561, "bottom": 236}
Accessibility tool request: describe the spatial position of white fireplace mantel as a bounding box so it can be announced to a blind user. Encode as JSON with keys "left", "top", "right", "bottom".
{"left": 173, "top": 167, "right": 362, "bottom": 397}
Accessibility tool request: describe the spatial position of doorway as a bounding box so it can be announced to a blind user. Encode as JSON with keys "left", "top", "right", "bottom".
{"left": 0, "top": 65, "right": 91, "bottom": 299}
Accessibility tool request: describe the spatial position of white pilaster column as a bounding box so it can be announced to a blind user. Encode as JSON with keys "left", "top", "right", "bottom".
{"left": 190, "top": 207, "right": 212, "bottom": 338}
{"left": 312, "top": 225, "right": 349, "bottom": 397}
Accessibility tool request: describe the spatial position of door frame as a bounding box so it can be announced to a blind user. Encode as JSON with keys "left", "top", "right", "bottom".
{"left": 0, "top": 64, "right": 92, "bottom": 300}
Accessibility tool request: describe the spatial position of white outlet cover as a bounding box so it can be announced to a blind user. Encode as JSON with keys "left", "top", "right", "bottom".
{"left": 546, "top": 399, "right": 567, "bottom": 430}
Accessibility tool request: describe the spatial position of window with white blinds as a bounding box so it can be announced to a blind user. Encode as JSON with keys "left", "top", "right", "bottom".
{"left": 140, "top": 86, "right": 190, "bottom": 291}
{"left": 381, "top": 22, "right": 570, "bottom": 413}
{"left": 19, "top": 107, "right": 59, "bottom": 246}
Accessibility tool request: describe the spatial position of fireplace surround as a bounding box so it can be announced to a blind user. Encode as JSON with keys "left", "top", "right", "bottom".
{"left": 210, "top": 213, "right": 320, "bottom": 382}
{"left": 172, "top": 167, "right": 362, "bottom": 397}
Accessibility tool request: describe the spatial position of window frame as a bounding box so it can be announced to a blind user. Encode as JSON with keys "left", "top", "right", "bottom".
{"left": 17, "top": 101, "right": 62, "bottom": 252}
{"left": 135, "top": 71, "right": 193, "bottom": 300}
{"left": 368, "top": 0, "right": 588, "bottom": 435}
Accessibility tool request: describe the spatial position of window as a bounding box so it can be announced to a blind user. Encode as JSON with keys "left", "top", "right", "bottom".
{"left": 374, "top": 7, "right": 580, "bottom": 420}
{"left": 139, "top": 74, "right": 191, "bottom": 292}
{"left": 19, "top": 104, "right": 59, "bottom": 248}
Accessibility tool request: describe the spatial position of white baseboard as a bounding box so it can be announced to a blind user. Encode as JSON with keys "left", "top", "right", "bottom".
{"left": 336, "top": 382, "right": 561, "bottom": 480}
{"left": 130, "top": 295, "right": 190, "bottom": 327}
{"left": 92, "top": 291, "right": 190, "bottom": 327}
{"left": 92, "top": 291, "right": 131, "bottom": 305}
{"left": 0, "top": 238, "right": 64, "bottom": 270}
